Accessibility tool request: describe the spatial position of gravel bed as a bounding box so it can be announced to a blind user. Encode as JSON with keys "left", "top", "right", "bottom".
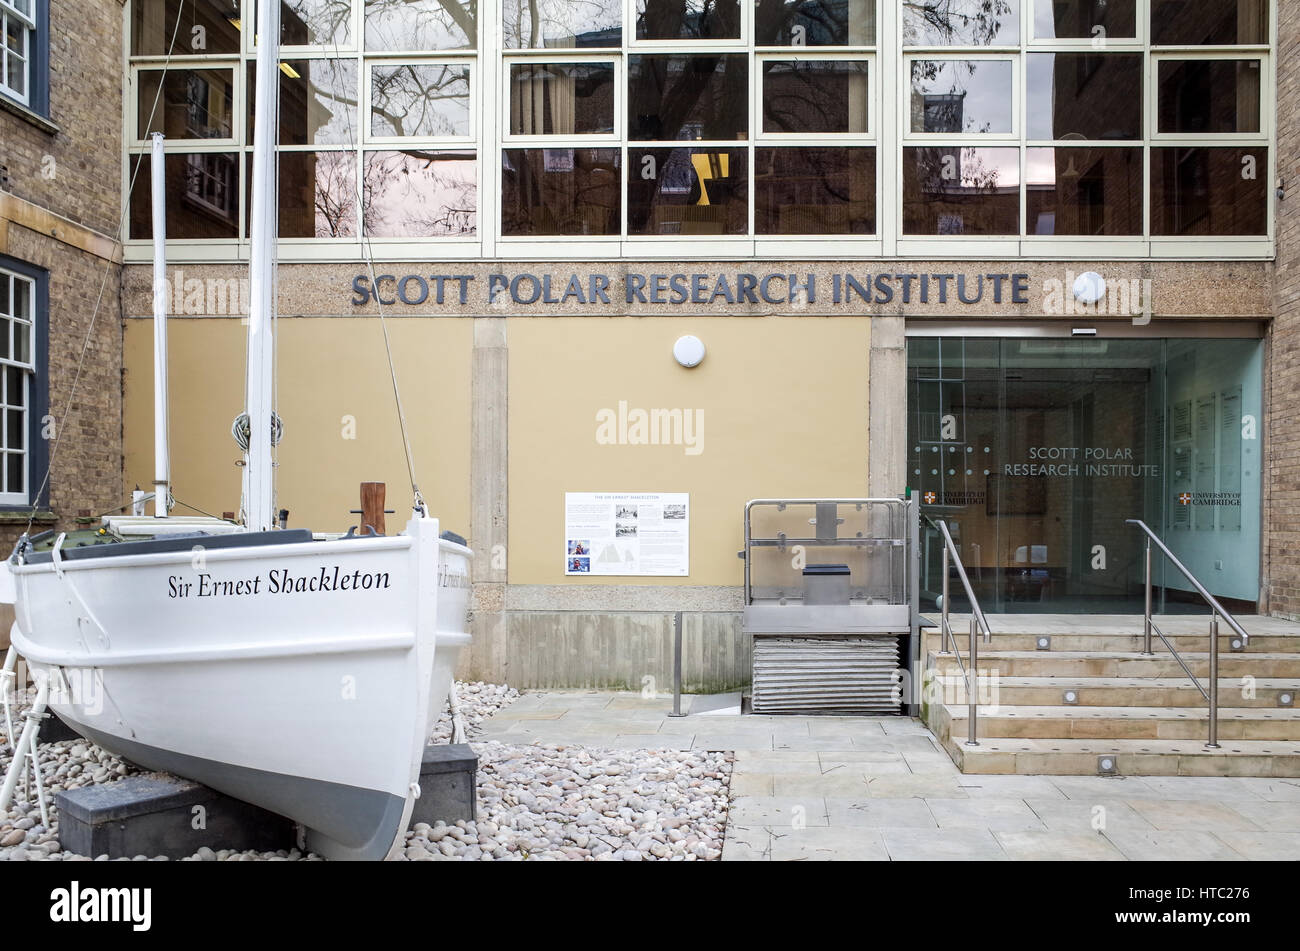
{"left": 0, "top": 683, "right": 733, "bottom": 861}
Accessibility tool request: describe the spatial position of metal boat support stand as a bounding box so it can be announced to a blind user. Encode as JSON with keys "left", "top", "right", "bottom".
{"left": 1, "top": 645, "right": 17, "bottom": 756}
{"left": 0, "top": 671, "right": 50, "bottom": 825}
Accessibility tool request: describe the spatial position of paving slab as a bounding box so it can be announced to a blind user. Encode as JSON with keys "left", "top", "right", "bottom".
{"left": 1102, "top": 830, "right": 1245, "bottom": 861}
{"left": 767, "top": 826, "right": 890, "bottom": 861}
{"left": 774, "top": 772, "right": 875, "bottom": 798}
{"left": 1209, "top": 830, "right": 1300, "bottom": 860}
{"left": 1222, "top": 799, "right": 1300, "bottom": 831}
{"left": 925, "top": 798, "right": 1048, "bottom": 831}
{"left": 727, "top": 796, "right": 828, "bottom": 829}
{"left": 822, "top": 797, "right": 938, "bottom": 829}
{"left": 1022, "top": 799, "right": 1156, "bottom": 835}
{"left": 993, "top": 830, "right": 1126, "bottom": 861}
{"left": 953, "top": 776, "right": 1069, "bottom": 800}
{"left": 881, "top": 827, "right": 1007, "bottom": 861}
{"left": 1127, "top": 799, "right": 1266, "bottom": 832}
{"left": 719, "top": 825, "right": 771, "bottom": 861}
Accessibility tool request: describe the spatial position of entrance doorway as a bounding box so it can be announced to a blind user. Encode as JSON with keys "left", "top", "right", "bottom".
{"left": 907, "top": 333, "right": 1262, "bottom": 614}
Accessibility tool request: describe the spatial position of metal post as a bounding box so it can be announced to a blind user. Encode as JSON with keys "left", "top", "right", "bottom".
{"left": 0, "top": 676, "right": 46, "bottom": 812}
{"left": 668, "top": 611, "right": 685, "bottom": 718}
{"left": 966, "top": 615, "right": 979, "bottom": 747}
{"left": 1206, "top": 612, "right": 1220, "bottom": 750}
{"left": 1142, "top": 538, "right": 1153, "bottom": 655}
{"left": 940, "top": 544, "right": 951, "bottom": 654}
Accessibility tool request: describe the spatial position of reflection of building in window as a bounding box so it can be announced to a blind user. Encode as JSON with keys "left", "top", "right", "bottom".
{"left": 185, "top": 73, "right": 233, "bottom": 139}
{"left": 0, "top": 267, "right": 34, "bottom": 503}
{"left": 183, "top": 153, "right": 238, "bottom": 223}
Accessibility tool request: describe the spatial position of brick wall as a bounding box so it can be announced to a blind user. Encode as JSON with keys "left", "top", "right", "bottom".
{"left": 0, "top": 0, "right": 125, "bottom": 561}
{"left": 1268, "top": 1, "right": 1300, "bottom": 619}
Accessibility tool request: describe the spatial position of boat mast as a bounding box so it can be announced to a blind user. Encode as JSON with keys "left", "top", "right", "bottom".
{"left": 150, "top": 131, "right": 169, "bottom": 519}
{"left": 245, "top": 0, "right": 280, "bottom": 532}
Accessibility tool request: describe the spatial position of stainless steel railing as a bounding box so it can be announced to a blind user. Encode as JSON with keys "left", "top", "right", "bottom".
{"left": 933, "top": 519, "right": 992, "bottom": 746}
{"left": 1126, "top": 519, "right": 1251, "bottom": 750}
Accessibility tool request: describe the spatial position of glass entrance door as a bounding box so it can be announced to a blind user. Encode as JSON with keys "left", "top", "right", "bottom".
{"left": 908, "top": 336, "right": 1262, "bottom": 614}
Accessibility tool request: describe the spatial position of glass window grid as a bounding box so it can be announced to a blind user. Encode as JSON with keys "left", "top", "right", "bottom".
{"left": 0, "top": 0, "right": 35, "bottom": 106}
{"left": 500, "top": 1, "right": 880, "bottom": 244}
{"left": 120, "top": 0, "right": 1274, "bottom": 257}
{"left": 896, "top": 0, "right": 1272, "bottom": 245}
{"left": 128, "top": 2, "right": 481, "bottom": 247}
{"left": 0, "top": 267, "right": 33, "bottom": 503}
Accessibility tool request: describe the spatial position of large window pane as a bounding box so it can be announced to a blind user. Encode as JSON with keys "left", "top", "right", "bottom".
{"left": 278, "top": 0, "right": 353, "bottom": 46}
{"left": 628, "top": 147, "right": 747, "bottom": 234}
{"left": 365, "top": 0, "right": 476, "bottom": 51}
{"left": 1151, "top": 147, "right": 1267, "bottom": 236}
{"left": 754, "top": 0, "right": 876, "bottom": 46}
{"left": 372, "top": 64, "right": 471, "bottom": 138}
{"left": 903, "top": 0, "right": 1020, "bottom": 46}
{"left": 762, "top": 60, "right": 868, "bottom": 134}
{"left": 502, "top": 148, "right": 620, "bottom": 235}
{"left": 910, "top": 60, "right": 1013, "bottom": 134}
{"left": 1033, "top": 0, "right": 1136, "bottom": 38}
{"left": 628, "top": 55, "right": 748, "bottom": 141}
{"left": 509, "top": 63, "right": 615, "bottom": 136}
{"left": 131, "top": 0, "right": 240, "bottom": 56}
{"left": 271, "top": 150, "right": 359, "bottom": 237}
{"left": 137, "top": 67, "right": 235, "bottom": 140}
{"left": 1158, "top": 60, "right": 1261, "bottom": 135}
{"left": 903, "top": 146, "right": 1020, "bottom": 235}
{"left": 503, "top": 0, "right": 622, "bottom": 48}
{"left": 250, "top": 59, "right": 358, "bottom": 145}
{"left": 636, "top": 0, "right": 741, "bottom": 40}
{"left": 1026, "top": 54, "right": 1141, "bottom": 140}
{"left": 1151, "top": 0, "right": 1268, "bottom": 46}
{"left": 755, "top": 147, "right": 875, "bottom": 234}
{"left": 1026, "top": 147, "right": 1142, "bottom": 235}
{"left": 364, "top": 150, "right": 477, "bottom": 236}
{"left": 130, "top": 152, "right": 240, "bottom": 239}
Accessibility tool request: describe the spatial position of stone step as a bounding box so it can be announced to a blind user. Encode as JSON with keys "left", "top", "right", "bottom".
{"left": 922, "top": 631, "right": 1289, "bottom": 653}
{"left": 936, "top": 704, "right": 1300, "bottom": 741}
{"left": 928, "top": 674, "right": 1298, "bottom": 708}
{"left": 929, "top": 650, "right": 1300, "bottom": 679}
{"left": 941, "top": 736, "right": 1300, "bottom": 777}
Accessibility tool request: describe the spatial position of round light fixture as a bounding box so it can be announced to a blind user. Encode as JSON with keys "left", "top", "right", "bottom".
{"left": 1073, "top": 271, "right": 1107, "bottom": 304}
{"left": 673, "top": 335, "right": 706, "bottom": 368}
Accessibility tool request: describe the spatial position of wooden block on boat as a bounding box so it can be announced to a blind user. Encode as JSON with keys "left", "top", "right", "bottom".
{"left": 55, "top": 774, "right": 296, "bottom": 859}
{"left": 410, "top": 744, "right": 478, "bottom": 828}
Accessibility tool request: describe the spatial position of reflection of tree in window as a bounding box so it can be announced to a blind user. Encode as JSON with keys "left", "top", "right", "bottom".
{"left": 281, "top": 0, "right": 352, "bottom": 46}
{"left": 363, "top": 150, "right": 477, "bottom": 236}
{"left": 372, "top": 64, "right": 469, "bottom": 137}
{"left": 902, "top": 0, "right": 1016, "bottom": 46}
{"left": 636, "top": 0, "right": 740, "bottom": 41}
{"left": 364, "top": 0, "right": 477, "bottom": 50}
{"left": 503, "top": 0, "right": 622, "bottom": 47}
{"left": 754, "top": 0, "right": 875, "bottom": 46}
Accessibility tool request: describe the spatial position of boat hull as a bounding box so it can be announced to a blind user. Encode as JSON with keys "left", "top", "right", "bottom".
{"left": 5, "top": 516, "right": 472, "bottom": 860}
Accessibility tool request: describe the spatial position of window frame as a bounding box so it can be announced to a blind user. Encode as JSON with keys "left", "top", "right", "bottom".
{"left": 0, "top": 257, "right": 48, "bottom": 511}
{"left": 0, "top": 0, "right": 47, "bottom": 115}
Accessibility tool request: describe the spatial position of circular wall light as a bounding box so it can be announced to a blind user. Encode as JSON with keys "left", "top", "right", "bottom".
{"left": 1072, "top": 271, "right": 1107, "bottom": 304}
{"left": 673, "top": 335, "right": 706, "bottom": 368}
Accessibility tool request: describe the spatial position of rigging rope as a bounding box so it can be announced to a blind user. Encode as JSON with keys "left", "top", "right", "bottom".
{"left": 328, "top": 36, "right": 425, "bottom": 515}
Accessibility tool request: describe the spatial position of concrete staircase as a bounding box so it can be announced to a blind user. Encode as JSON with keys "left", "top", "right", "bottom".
{"left": 922, "top": 615, "right": 1300, "bottom": 778}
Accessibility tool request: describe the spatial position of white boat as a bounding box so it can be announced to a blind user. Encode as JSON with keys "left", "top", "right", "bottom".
{"left": 0, "top": 0, "right": 471, "bottom": 861}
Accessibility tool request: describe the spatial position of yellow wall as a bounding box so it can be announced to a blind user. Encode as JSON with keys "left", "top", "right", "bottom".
{"left": 508, "top": 316, "right": 871, "bottom": 585}
{"left": 124, "top": 318, "right": 472, "bottom": 536}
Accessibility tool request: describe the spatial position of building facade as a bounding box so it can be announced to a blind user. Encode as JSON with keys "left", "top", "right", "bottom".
{"left": 109, "top": 0, "right": 1293, "bottom": 687}
{"left": 0, "top": 0, "right": 125, "bottom": 643}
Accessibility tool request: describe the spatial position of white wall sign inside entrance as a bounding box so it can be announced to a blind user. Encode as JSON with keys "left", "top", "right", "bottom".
{"left": 564, "top": 493, "right": 689, "bottom": 577}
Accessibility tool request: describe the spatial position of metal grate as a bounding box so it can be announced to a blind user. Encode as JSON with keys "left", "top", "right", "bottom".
{"left": 751, "top": 636, "right": 901, "bottom": 714}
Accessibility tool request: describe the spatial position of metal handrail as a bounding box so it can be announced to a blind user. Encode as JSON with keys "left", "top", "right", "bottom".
{"left": 1126, "top": 518, "right": 1250, "bottom": 750}
{"left": 932, "top": 519, "right": 992, "bottom": 747}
